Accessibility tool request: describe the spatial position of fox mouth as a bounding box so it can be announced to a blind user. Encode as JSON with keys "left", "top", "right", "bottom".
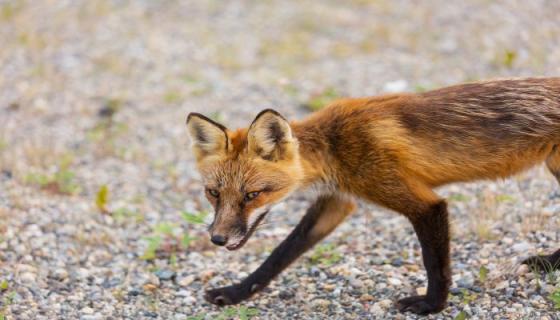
{"left": 225, "top": 209, "right": 269, "bottom": 251}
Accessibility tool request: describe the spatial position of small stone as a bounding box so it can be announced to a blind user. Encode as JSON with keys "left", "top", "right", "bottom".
{"left": 359, "top": 294, "right": 374, "bottom": 302}
{"left": 369, "top": 304, "right": 383, "bottom": 315}
{"left": 312, "top": 298, "right": 331, "bottom": 310}
{"left": 80, "top": 307, "right": 94, "bottom": 315}
{"left": 128, "top": 289, "right": 141, "bottom": 296}
{"left": 349, "top": 277, "right": 363, "bottom": 288}
{"left": 323, "top": 284, "right": 336, "bottom": 291}
{"left": 143, "top": 283, "right": 158, "bottom": 293}
{"left": 388, "top": 278, "right": 402, "bottom": 286}
{"left": 416, "top": 287, "right": 427, "bottom": 295}
{"left": 279, "top": 290, "right": 294, "bottom": 300}
{"left": 52, "top": 268, "right": 68, "bottom": 280}
{"left": 496, "top": 280, "right": 509, "bottom": 290}
{"left": 200, "top": 270, "right": 215, "bottom": 282}
{"left": 178, "top": 275, "right": 195, "bottom": 287}
{"left": 512, "top": 242, "right": 531, "bottom": 253}
{"left": 378, "top": 299, "right": 393, "bottom": 309}
{"left": 391, "top": 258, "right": 403, "bottom": 267}
{"left": 175, "top": 290, "right": 190, "bottom": 297}
{"left": 20, "top": 272, "right": 36, "bottom": 284}
{"left": 154, "top": 269, "right": 175, "bottom": 281}
{"left": 516, "top": 264, "right": 529, "bottom": 276}
{"left": 450, "top": 288, "right": 462, "bottom": 295}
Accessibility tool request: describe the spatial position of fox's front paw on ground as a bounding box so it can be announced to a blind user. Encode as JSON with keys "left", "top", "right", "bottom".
{"left": 205, "top": 285, "right": 248, "bottom": 306}
{"left": 396, "top": 295, "right": 445, "bottom": 315}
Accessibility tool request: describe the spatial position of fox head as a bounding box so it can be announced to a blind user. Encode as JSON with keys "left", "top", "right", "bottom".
{"left": 186, "top": 109, "right": 303, "bottom": 250}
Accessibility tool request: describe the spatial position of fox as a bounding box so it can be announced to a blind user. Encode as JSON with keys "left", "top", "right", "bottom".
{"left": 186, "top": 77, "right": 560, "bottom": 315}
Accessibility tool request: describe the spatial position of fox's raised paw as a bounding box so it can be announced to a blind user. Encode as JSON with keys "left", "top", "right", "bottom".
{"left": 396, "top": 295, "right": 445, "bottom": 315}
{"left": 205, "top": 285, "right": 244, "bottom": 306}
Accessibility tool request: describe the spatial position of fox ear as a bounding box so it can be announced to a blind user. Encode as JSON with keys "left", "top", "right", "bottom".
{"left": 247, "top": 109, "right": 297, "bottom": 161}
{"left": 186, "top": 113, "right": 229, "bottom": 161}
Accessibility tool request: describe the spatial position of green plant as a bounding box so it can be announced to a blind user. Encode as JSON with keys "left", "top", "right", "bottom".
{"left": 237, "top": 306, "right": 259, "bottom": 320}
{"left": 303, "top": 88, "right": 339, "bottom": 111}
{"left": 164, "top": 90, "right": 183, "bottom": 104}
{"left": 550, "top": 287, "right": 560, "bottom": 309}
{"left": 495, "top": 194, "right": 515, "bottom": 203}
{"left": 141, "top": 211, "right": 207, "bottom": 261}
{"left": 0, "top": 138, "right": 6, "bottom": 152}
{"left": 459, "top": 288, "right": 478, "bottom": 304}
{"left": 182, "top": 211, "right": 207, "bottom": 225}
{"left": 141, "top": 235, "right": 163, "bottom": 260}
{"left": 478, "top": 266, "right": 489, "bottom": 282}
{"left": 112, "top": 207, "right": 143, "bottom": 222}
{"left": 0, "top": 280, "right": 7, "bottom": 291}
{"left": 25, "top": 154, "right": 81, "bottom": 195}
{"left": 215, "top": 306, "right": 259, "bottom": 320}
{"left": 448, "top": 193, "right": 470, "bottom": 202}
{"left": 96, "top": 185, "right": 109, "bottom": 213}
{"left": 187, "top": 314, "right": 206, "bottom": 320}
{"left": 454, "top": 310, "right": 468, "bottom": 320}
{"left": 502, "top": 50, "right": 517, "bottom": 69}
{"left": 310, "top": 243, "right": 342, "bottom": 266}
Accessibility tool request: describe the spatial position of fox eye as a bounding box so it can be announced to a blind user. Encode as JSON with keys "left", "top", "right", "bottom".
{"left": 244, "top": 191, "right": 260, "bottom": 202}
{"left": 207, "top": 188, "right": 219, "bottom": 197}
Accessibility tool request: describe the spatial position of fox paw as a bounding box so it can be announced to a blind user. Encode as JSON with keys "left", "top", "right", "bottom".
{"left": 396, "top": 295, "right": 445, "bottom": 315}
{"left": 522, "top": 255, "right": 560, "bottom": 272}
{"left": 205, "top": 285, "right": 245, "bottom": 306}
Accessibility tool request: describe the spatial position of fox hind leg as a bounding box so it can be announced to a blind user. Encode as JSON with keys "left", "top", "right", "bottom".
{"left": 522, "top": 146, "right": 560, "bottom": 271}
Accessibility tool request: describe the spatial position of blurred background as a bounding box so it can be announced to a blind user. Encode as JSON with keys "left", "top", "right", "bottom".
{"left": 1, "top": 1, "right": 560, "bottom": 319}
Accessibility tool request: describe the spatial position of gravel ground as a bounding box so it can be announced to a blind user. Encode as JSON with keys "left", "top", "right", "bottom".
{"left": 1, "top": 1, "right": 560, "bottom": 319}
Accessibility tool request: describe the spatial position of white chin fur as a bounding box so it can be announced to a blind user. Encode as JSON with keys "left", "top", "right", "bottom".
{"left": 247, "top": 206, "right": 270, "bottom": 230}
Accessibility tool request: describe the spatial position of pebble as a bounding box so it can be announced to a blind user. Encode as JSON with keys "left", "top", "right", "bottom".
{"left": 154, "top": 269, "right": 176, "bottom": 281}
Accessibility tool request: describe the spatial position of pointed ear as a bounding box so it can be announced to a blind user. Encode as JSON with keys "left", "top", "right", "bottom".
{"left": 247, "top": 109, "right": 297, "bottom": 161}
{"left": 186, "top": 113, "right": 229, "bottom": 161}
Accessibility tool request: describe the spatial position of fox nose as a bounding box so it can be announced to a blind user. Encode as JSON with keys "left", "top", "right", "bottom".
{"left": 211, "top": 234, "right": 228, "bottom": 246}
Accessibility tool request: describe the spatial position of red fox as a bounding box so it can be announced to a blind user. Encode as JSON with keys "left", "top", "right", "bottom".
{"left": 186, "top": 77, "right": 560, "bottom": 315}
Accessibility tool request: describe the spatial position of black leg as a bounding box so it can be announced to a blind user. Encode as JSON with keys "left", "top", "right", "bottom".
{"left": 205, "top": 194, "right": 355, "bottom": 305}
{"left": 523, "top": 249, "right": 560, "bottom": 271}
{"left": 396, "top": 201, "right": 451, "bottom": 315}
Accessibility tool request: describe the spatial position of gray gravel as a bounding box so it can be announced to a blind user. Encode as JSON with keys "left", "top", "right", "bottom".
{"left": 1, "top": 1, "right": 560, "bottom": 319}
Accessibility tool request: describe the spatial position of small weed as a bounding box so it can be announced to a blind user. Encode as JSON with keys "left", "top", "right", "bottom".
{"left": 142, "top": 211, "right": 207, "bottom": 261}
{"left": 449, "top": 193, "right": 471, "bottom": 202}
{"left": 549, "top": 287, "right": 560, "bottom": 309}
{"left": 460, "top": 288, "right": 478, "bottom": 304}
{"left": 0, "top": 280, "right": 7, "bottom": 291}
{"left": 141, "top": 235, "right": 164, "bottom": 261}
{"left": 112, "top": 207, "right": 143, "bottom": 222}
{"left": 310, "top": 243, "right": 342, "bottom": 266}
{"left": 25, "top": 154, "right": 81, "bottom": 195}
{"left": 164, "top": 91, "right": 183, "bottom": 104}
{"left": 0, "top": 138, "right": 6, "bottom": 153}
{"left": 182, "top": 211, "right": 207, "bottom": 225}
{"left": 454, "top": 310, "right": 468, "bottom": 320}
{"left": 495, "top": 194, "right": 515, "bottom": 203}
{"left": 214, "top": 306, "right": 259, "bottom": 320}
{"left": 478, "top": 266, "right": 489, "bottom": 282}
{"left": 187, "top": 314, "right": 206, "bottom": 320}
{"left": 502, "top": 50, "right": 517, "bottom": 69}
{"left": 303, "top": 88, "right": 339, "bottom": 111}
{"left": 95, "top": 185, "right": 109, "bottom": 213}
{"left": 1, "top": 1, "right": 22, "bottom": 21}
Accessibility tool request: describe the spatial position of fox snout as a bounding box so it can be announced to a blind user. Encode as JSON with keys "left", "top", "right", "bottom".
{"left": 208, "top": 215, "right": 247, "bottom": 250}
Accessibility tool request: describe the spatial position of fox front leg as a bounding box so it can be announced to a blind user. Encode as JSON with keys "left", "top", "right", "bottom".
{"left": 204, "top": 194, "right": 355, "bottom": 305}
{"left": 396, "top": 201, "right": 451, "bottom": 314}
